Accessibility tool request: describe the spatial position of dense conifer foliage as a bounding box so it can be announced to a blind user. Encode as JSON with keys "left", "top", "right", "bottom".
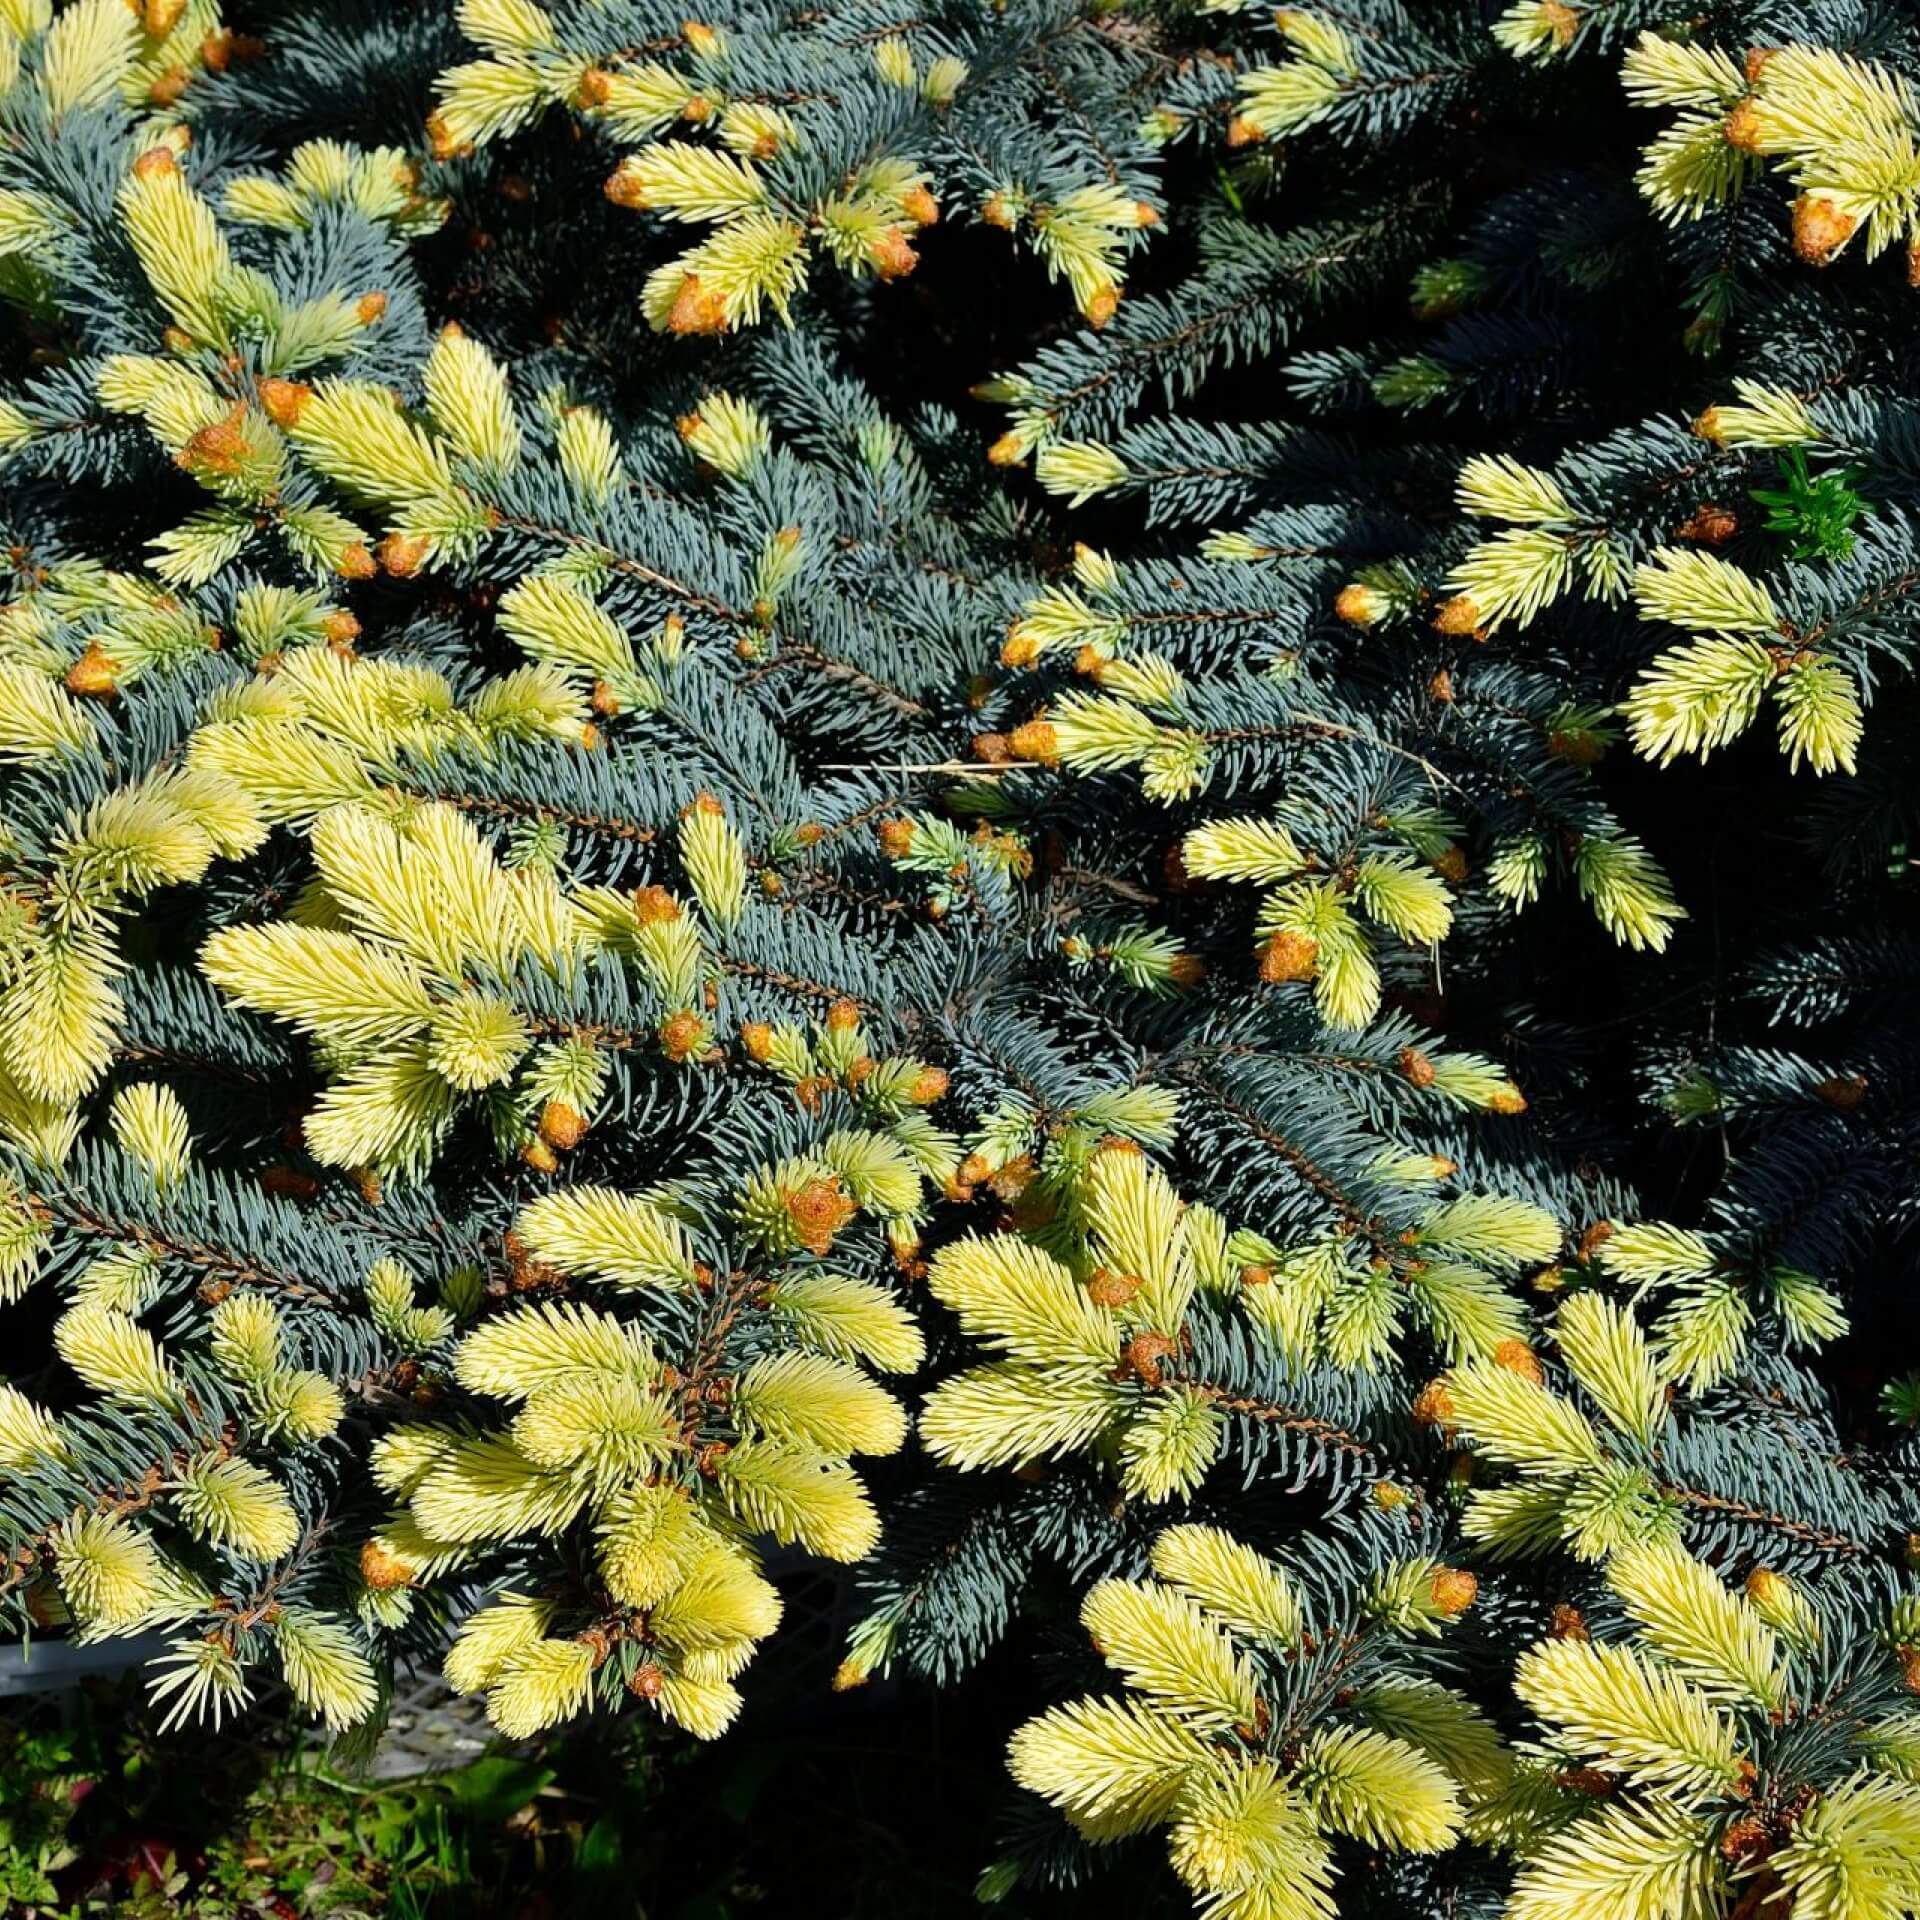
{"left": 2, "top": 1, "right": 1919, "bottom": 1913}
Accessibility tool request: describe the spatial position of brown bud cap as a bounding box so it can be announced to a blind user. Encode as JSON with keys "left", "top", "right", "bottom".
{"left": 1793, "top": 195, "right": 1856, "bottom": 265}
{"left": 987, "top": 1153, "right": 1037, "bottom": 1204}
{"left": 986, "top": 430, "right": 1028, "bottom": 468}
{"left": 1133, "top": 201, "right": 1160, "bottom": 227}
{"left": 577, "top": 67, "right": 613, "bottom": 106}
{"left": 785, "top": 1174, "right": 855, "bottom": 1254}
{"left": 355, "top": 291, "right": 389, "bottom": 326}
{"left": 1814, "top": 1074, "right": 1867, "bottom": 1111}
{"left": 659, "top": 1009, "right": 707, "bottom": 1062}
{"left": 1428, "top": 667, "right": 1455, "bottom": 703}
{"left": 1008, "top": 719, "right": 1059, "bottom": 764}
{"left": 1745, "top": 47, "right": 1779, "bottom": 84}
{"left": 1487, "top": 1085, "right": 1528, "bottom": 1115}
{"left": 64, "top": 641, "right": 120, "bottom": 699}
{"left": 1745, "top": 1568, "right": 1791, "bottom": 1609}
{"left": 1429, "top": 1567, "right": 1478, "bottom": 1616}
{"left": 1369, "top": 1480, "right": 1409, "bottom": 1511}
{"left": 359, "top": 1539, "right": 416, "bottom": 1591}
{"left": 825, "top": 996, "right": 861, "bottom": 1033}
{"left": 1720, "top": 1814, "right": 1772, "bottom": 1866}
{"left": 336, "top": 542, "right": 377, "bottom": 580}
{"left": 1167, "top": 954, "right": 1206, "bottom": 990}
{"left": 1432, "top": 594, "right": 1484, "bottom": 637}
{"left": 1549, "top": 1602, "right": 1589, "bottom": 1640}
{"left": 144, "top": 0, "right": 188, "bottom": 33}
{"left": 1001, "top": 630, "right": 1042, "bottom": 669}
{"left": 537, "top": 1101, "right": 587, "bottom": 1151}
{"left": 632, "top": 884, "right": 681, "bottom": 925}
{"left": 628, "top": 1661, "right": 666, "bottom": 1700}
{"left": 1334, "top": 583, "right": 1382, "bottom": 627}
{"left": 1433, "top": 845, "right": 1469, "bottom": 884}
{"left": 378, "top": 531, "right": 430, "bottom": 577}
{"left": 321, "top": 609, "right": 360, "bottom": 648}
{"left": 521, "top": 1137, "right": 560, "bottom": 1174}
{"left": 1398, "top": 1046, "right": 1438, "bottom": 1088}
{"left": 1692, "top": 411, "right": 1736, "bottom": 453}
{"left": 876, "top": 817, "right": 915, "bottom": 859}
{"left": 1411, "top": 1378, "right": 1455, "bottom": 1427}
{"left": 1492, "top": 1339, "right": 1544, "bottom": 1385}
{"left": 132, "top": 145, "right": 179, "bottom": 181}
{"left": 1085, "top": 1267, "right": 1143, "bottom": 1310}
{"left": 1900, "top": 1646, "right": 1920, "bottom": 1695}
{"left": 1224, "top": 114, "right": 1263, "bottom": 148}
{"left": 147, "top": 65, "right": 189, "bottom": 106}
{"left": 868, "top": 226, "right": 918, "bottom": 281}
{"left": 604, "top": 165, "right": 650, "bottom": 210}
{"left": 425, "top": 113, "right": 470, "bottom": 160}
{"left": 739, "top": 1021, "right": 775, "bottom": 1063}
{"left": 1121, "top": 1331, "right": 1177, "bottom": 1387}
{"left": 900, "top": 183, "right": 939, "bottom": 227}
{"left": 260, "top": 1165, "right": 319, "bottom": 1201}
{"left": 1259, "top": 931, "right": 1319, "bottom": 984}
{"left": 955, "top": 1152, "right": 992, "bottom": 1188}
{"left": 1539, "top": 0, "right": 1578, "bottom": 43}
{"left": 1723, "top": 98, "right": 1764, "bottom": 153}
{"left": 1554, "top": 1766, "right": 1618, "bottom": 1798}
{"left": 1239, "top": 1264, "right": 1273, "bottom": 1289}
{"left": 178, "top": 409, "right": 249, "bottom": 474}
{"left": 1085, "top": 285, "right": 1120, "bottom": 330}
{"left": 589, "top": 678, "right": 621, "bottom": 716}
{"left": 666, "top": 274, "right": 729, "bottom": 336}
{"left": 981, "top": 191, "right": 1016, "bottom": 230}
{"left": 831, "top": 1660, "right": 869, "bottom": 1692}
{"left": 909, "top": 1067, "right": 949, "bottom": 1106}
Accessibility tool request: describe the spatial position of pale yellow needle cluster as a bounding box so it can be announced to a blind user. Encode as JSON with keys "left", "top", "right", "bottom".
{"left": 1007, "top": 1523, "right": 1490, "bottom": 1919}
